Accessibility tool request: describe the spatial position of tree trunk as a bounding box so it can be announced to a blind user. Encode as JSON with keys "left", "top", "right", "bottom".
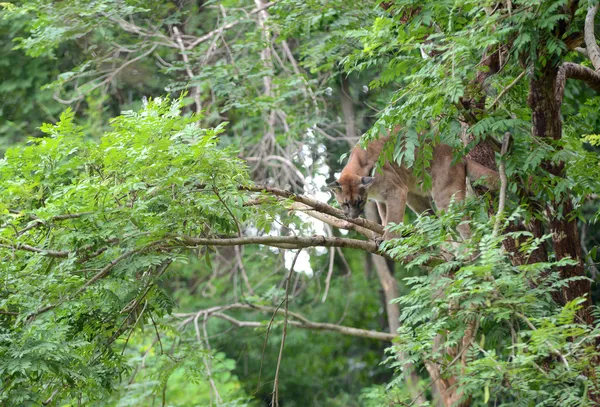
{"left": 528, "top": 64, "right": 594, "bottom": 323}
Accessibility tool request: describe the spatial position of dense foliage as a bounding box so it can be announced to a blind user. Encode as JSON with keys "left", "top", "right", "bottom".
{"left": 2, "top": 0, "right": 600, "bottom": 406}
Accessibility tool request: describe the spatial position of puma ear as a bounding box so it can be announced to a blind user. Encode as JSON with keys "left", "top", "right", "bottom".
{"left": 361, "top": 176, "right": 375, "bottom": 188}
{"left": 328, "top": 180, "right": 342, "bottom": 192}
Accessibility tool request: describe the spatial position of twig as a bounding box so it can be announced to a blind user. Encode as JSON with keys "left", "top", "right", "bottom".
{"left": 203, "top": 313, "right": 222, "bottom": 405}
{"left": 31, "top": 242, "right": 164, "bottom": 318}
{"left": 121, "top": 300, "right": 148, "bottom": 355}
{"left": 272, "top": 249, "right": 301, "bottom": 407}
{"left": 53, "top": 45, "right": 158, "bottom": 104}
{"left": 489, "top": 70, "right": 527, "bottom": 109}
{"left": 212, "top": 184, "right": 242, "bottom": 237}
{"left": 255, "top": 299, "right": 286, "bottom": 396}
{"left": 321, "top": 247, "right": 336, "bottom": 303}
{"left": 0, "top": 243, "right": 69, "bottom": 258}
{"left": 515, "top": 312, "right": 570, "bottom": 370}
{"left": 172, "top": 26, "right": 202, "bottom": 115}
{"left": 235, "top": 246, "right": 255, "bottom": 295}
{"left": 186, "top": 2, "right": 275, "bottom": 50}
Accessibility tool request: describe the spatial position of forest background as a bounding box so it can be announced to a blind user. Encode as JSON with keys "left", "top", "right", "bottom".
{"left": 2, "top": 0, "right": 600, "bottom": 406}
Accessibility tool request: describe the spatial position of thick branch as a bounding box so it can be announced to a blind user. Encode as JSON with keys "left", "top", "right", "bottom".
{"left": 557, "top": 62, "right": 600, "bottom": 104}
{"left": 172, "top": 234, "right": 390, "bottom": 259}
{"left": 585, "top": 4, "right": 600, "bottom": 70}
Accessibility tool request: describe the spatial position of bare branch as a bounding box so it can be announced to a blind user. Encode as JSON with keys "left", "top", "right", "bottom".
{"left": 290, "top": 202, "right": 380, "bottom": 240}
{"left": 585, "top": 4, "right": 600, "bottom": 70}
{"left": 172, "top": 26, "right": 202, "bottom": 115}
{"left": 0, "top": 243, "right": 69, "bottom": 258}
{"left": 575, "top": 47, "right": 589, "bottom": 57}
{"left": 172, "top": 234, "right": 390, "bottom": 259}
{"left": 280, "top": 39, "right": 320, "bottom": 116}
{"left": 321, "top": 244, "right": 336, "bottom": 302}
{"left": 175, "top": 303, "right": 396, "bottom": 341}
{"left": 241, "top": 185, "right": 385, "bottom": 235}
{"left": 103, "top": 14, "right": 178, "bottom": 48}
{"left": 489, "top": 70, "right": 528, "bottom": 109}
{"left": 245, "top": 156, "right": 306, "bottom": 183}
{"left": 53, "top": 45, "right": 158, "bottom": 104}
{"left": 187, "top": 2, "right": 275, "bottom": 50}
{"left": 493, "top": 132, "right": 511, "bottom": 237}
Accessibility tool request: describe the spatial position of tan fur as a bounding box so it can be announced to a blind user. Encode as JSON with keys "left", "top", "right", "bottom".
{"left": 332, "top": 136, "right": 498, "bottom": 241}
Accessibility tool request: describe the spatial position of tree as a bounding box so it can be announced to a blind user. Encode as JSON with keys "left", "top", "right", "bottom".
{"left": 2, "top": 0, "right": 600, "bottom": 406}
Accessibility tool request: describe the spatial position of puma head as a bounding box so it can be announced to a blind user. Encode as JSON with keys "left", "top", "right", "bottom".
{"left": 329, "top": 175, "right": 375, "bottom": 218}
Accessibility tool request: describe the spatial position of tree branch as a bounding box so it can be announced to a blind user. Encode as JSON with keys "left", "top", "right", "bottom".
{"left": 493, "top": 132, "right": 511, "bottom": 237}
{"left": 290, "top": 202, "right": 380, "bottom": 240}
{"left": 585, "top": 4, "right": 600, "bottom": 71}
{"left": 241, "top": 185, "right": 385, "bottom": 235}
{"left": 0, "top": 243, "right": 70, "bottom": 258}
{"left": 187, "top": 2, "right": 275, "bottom": 50}
{"left": 172, "top": 234, "right": 392, "bottom": 260}
{"left": 556, "top": 62, "right": 600, "bottom": 104}
{"left": 175, "top": 303, "right": 396, "bottom": 342}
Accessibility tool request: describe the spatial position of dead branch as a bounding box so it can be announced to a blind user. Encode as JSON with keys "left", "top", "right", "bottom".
{"left": 186, "top": 2, "right": 275, "bottom": 50}
{"left": 241, "top": 185, "right": 385, "bottom": 235}
{"left": 175, "top": 303, "right": 396, "bottom": 341}
{"left": 172, "top": 26, "right": 202, "bottom": 115}
{"left": 290, "top": 202, "right": 380, "bottom": 240}
{"left": 53, "top": 45, "right": 158, "bottom": 104}
{"left": 0, "top": 242, "right": 69, "bottom": 258}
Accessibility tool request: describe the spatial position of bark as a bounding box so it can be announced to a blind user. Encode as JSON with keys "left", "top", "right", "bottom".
{"left": 557, "top": 62, "right": 600, "bottom": 104}
{"left": 528, "top": 64, "right": 593, "bottom": 323}
{"left": 585, "top": 4, "right": 600, "bottom": 71}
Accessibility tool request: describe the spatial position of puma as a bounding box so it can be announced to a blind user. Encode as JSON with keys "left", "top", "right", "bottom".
{"left": 330, "top": 135, "right": 498, "bottom": 241}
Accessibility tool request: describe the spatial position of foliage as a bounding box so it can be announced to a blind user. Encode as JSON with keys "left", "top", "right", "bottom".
{"left": 384, "top": 204, "right": 600, "bottom": 405}
{"left": 2, "top": 0, "right": 600, "bottom": 406}
{"left": 0, "top": 98, "right": 256, "bottom": 405}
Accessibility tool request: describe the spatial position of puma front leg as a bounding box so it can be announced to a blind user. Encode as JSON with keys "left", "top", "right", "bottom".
{"left": 381, "top": 188, "right": 408, "bottom": 241}
{"left": 376, "top": 201, "right": 387, "bottom": 225}
{"left": 431, "top": 155, "right": 470, "bottom": 240}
